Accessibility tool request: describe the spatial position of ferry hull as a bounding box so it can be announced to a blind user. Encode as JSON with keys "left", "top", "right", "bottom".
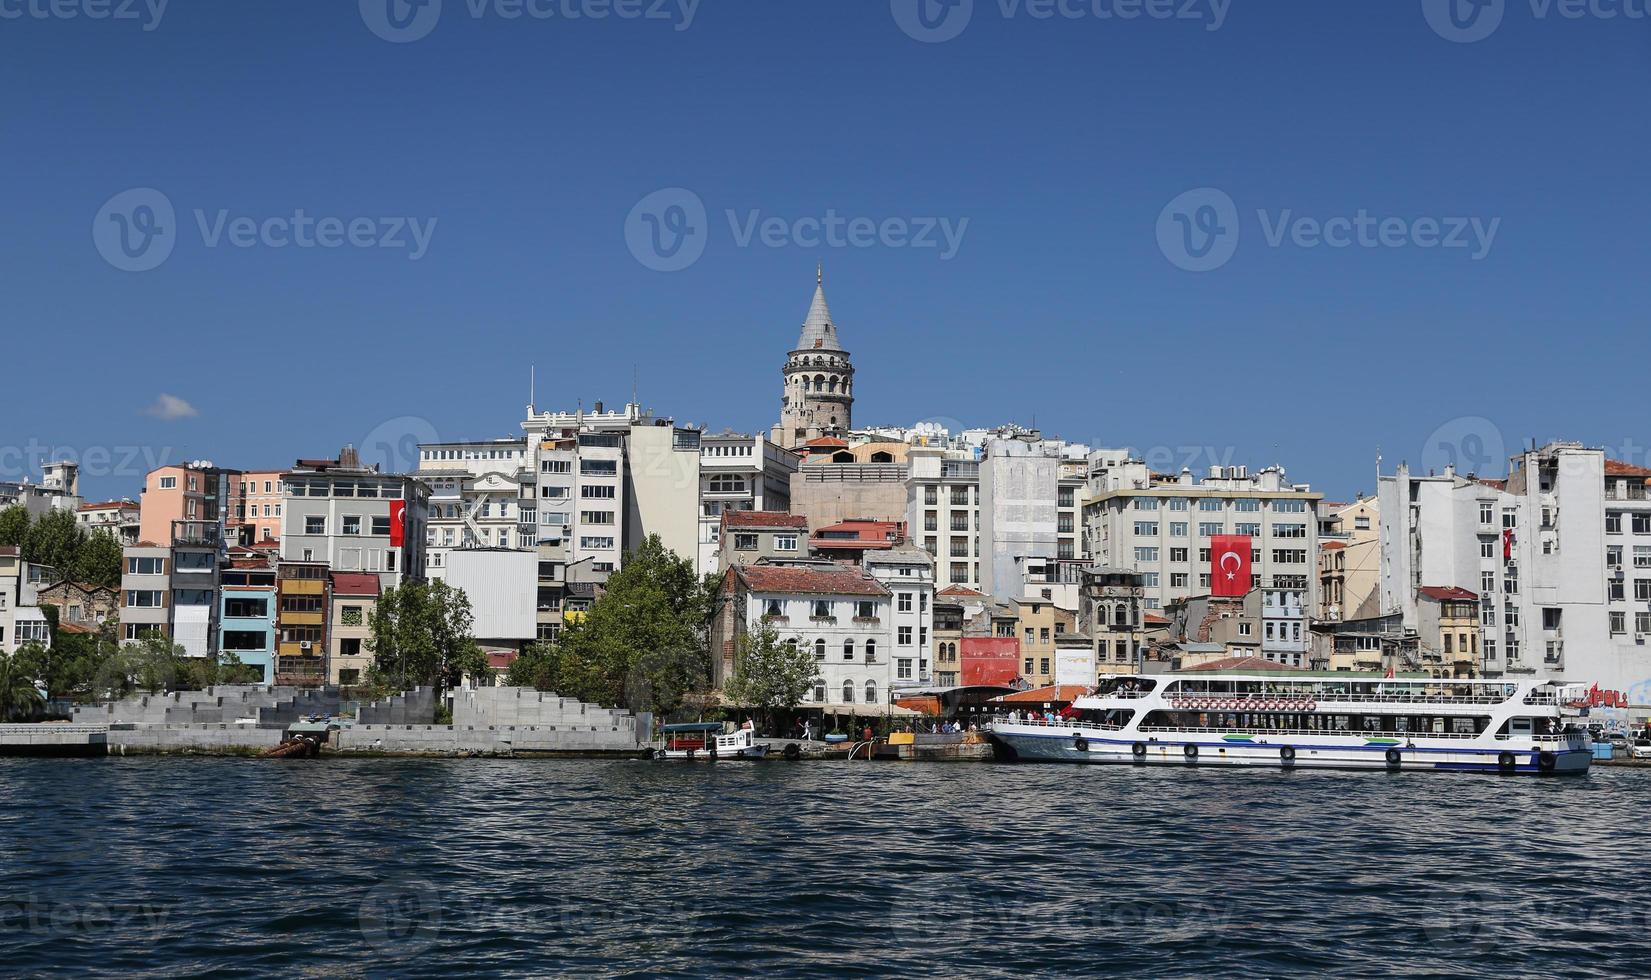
{"left": 989, "top": 728, "right": 1591, "bottom": 775}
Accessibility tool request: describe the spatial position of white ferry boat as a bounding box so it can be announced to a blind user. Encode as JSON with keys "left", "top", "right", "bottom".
{"left": 988, "top": 672, "right": 1592, "bottom": 775}
{"left": 654, "top": 722, "right": 773, "bottom": 761}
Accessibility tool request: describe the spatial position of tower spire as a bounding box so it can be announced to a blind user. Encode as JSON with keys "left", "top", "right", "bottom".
{"left": 817, "top": 261, "right": 823, "bottom": 286}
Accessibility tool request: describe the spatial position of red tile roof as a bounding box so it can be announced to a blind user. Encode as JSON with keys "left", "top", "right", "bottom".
{"left": 1179, "top": 655, "right": 1307, "bottom": 673}
{"left": 1606, "top": 459, "right": 1651, "bottom": 478}
{"left": 810, "top": 520, "right": 905, "bottom": 550}
{"left": 0, "top": 546, "right": 17, "bottom": 557}
{"left": 56, "top": 622, "right": 97, "bottom": 635}
{"left": 1418, "top": 585, "right": 1477, "bottom": 602}
{"left": 733, "top": 563, "right": 889, "bottom": 597}
{"left": 1143, "top": 613, "right": 1170, "bottom": 626}
{"left": 78, "top": 500, "right": 138, "bottom": 512}
{"left": 722, "top": 511, "right": 808, "bottom": 530}
{"left": 803, "top": 437, "right": 848, "bottom": 448}
{"left": 1321, "top": 541, "right": 1347, "bottom": 550}
{"left": 330, "top": 572, "right": 381, "bottom": 596}
{"left": 992, "top": 685, "right": 1090, "bottom": 704}
{"left": 938, "top": 585, "right": 986, "bottom": 598}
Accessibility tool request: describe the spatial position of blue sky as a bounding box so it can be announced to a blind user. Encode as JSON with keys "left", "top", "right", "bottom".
{"left": 3, "top": 0, "right": 1649, "bottom": 502}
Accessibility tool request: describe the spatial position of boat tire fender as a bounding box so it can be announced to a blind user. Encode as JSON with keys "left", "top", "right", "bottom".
{"left": 1184, "top": 744, "right": 1198, "bottom": 761}
{"left": 783, "top": 743, "right": 802, "bottom": 761}
{"left": 1538, "top": 750, "right": 1557, "bottom": 773}
{"left": 1385, "top": 747, "right": 1402, "bottom": 769}
{"left": 1280, "top": 745, "right": 1296, "bottom": 765}
{"left": 1131, "top": 742, "right": 1147, "bottom": 762}
{"left": 1497, "top": 751, "right": 1516, "bottom": 773}
{"left": 1073, "top": 736, "right": 1088, "bottom": 753}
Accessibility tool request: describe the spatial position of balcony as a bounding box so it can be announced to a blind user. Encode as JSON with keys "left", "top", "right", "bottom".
{"left": 852, "top": 616, "right": 880, "bottom": 625}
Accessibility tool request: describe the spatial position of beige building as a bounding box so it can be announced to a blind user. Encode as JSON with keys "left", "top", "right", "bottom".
{"left": 717, "top": 511, "right": 808, "bottom": 572}
{"left": 1318, "top": 496, "right": 1379, "bottom": 622}
{"left": 328, "top": 572, "right": 379, "bottom": 687}
{"left": 1417, "top": 586, "right": 1481, "bottom": 678}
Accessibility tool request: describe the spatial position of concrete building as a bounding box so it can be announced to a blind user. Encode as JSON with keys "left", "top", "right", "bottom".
{"left": 1010, "top": 597, "right": 1075, "bottom": 688}
{"left": 0, "top": 461, "right": 80, "bottom": 518}
{"left": 1083, "top": 456, "right": 1322, "bottom": 613}
{"left": 1318, "top": 496, "right": 1380, "bottom": 622}
{"left": 419, "top": 437, "right": 534, "bottom": 574}
{"left": 980, "top": 435, "right": 1064, "bottom": 603}
{"left": 281, "top": 448, "right": 428, "bottom": 591}
{"left": 773, "top": 268, "right": 854, "bottom": 450}
{"left": 864, "top": 544, "right": 935, "bottom": 691}
{"left": 275, "top": 560, "right": 329, "bottom": 686}
{"left": 713, "top": 559, "right": 894, "bottom": 709}
{"left": 1416, "top": 585, "right": 1481, "bottom": 678}
{"left": 119, "top": 544, "right": 171, "bottom": 643}
{"left": 696, "top": 430, "right": 799, "bottom": 575}
{"left": 907, "top": 447, "right": 982, "bottom": 590}
{"left": 138, "top": 463, "right": 238, "bottom": 548}
{"left": 232, "top": 471, "right": 286, "bottom": 544}
{"left": 623, "top": 420, "right": 702, "bottom": 567}
{"left": 220, "top": 558, "right": 277, "bottom": 683}
{"left": 789, "top": 458, "right": 909, "bottom": 531}
{"left": 1077, "top": 566, "right": 1146, "bottom": 677}
{"left": 717, "top": 511, "right": 808, "bottom": 572}
{"left": 0, "top": 547, "right": 53, "bottom": 653}
{"left": 329, "top": 571, "right": 380, "bottom": 687}
{"left": 809, "top": 519, "right": 906, "bottom": 565}
{"left": 1379, "top": 443, "right": 1651, "bottom": 700}
{"left": 77, "top": 500, "right": 141, "bottom": 545}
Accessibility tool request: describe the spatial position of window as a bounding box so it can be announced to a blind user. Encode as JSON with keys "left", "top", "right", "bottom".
{"left": 707, "top": 474, "right": 746, "bottom": 494}
{"left": 1480, "top": 502, "right": 1495, "bottom": 525}
{"left": 1480, "top": 538, "right": 1496, "bottom": 559}
{"left": 1168, "top": 499, "right": 1188, "bottom": 511}
{"left": 158, "top": 476, "right": 177, "bottom": 490}
{"left": 898, "top": 593, "right": 913, "bottom": 613}
{"left": 223, "top": 630, "right": 265, "bottom": 652}
{"left": 1235, "top": 523, "right": 1261, "bottom": 537}
{"left": 775, "top": 534, "right": 797, "bottom": 551}
{"left": 1135, "top": 547, "right": 1159, "bottom": 562}
{"left": 813, "top": 682, "right": 826, "bottom": 703}
{"left": 582, "top": 485, "right": 616, "bottom": 499}
{"left": 580, "top": 511, "right": 614, "bottom": 525}
{"left": 1637, "top": 547, "right": 1651, "bottom": 569}
{"left": 126, "top": 556, "right": 166, "bottom": 575}
{"left": 842, "top": 680, "right": 855, "bottom": 704}
{"left": 813, "top": 600, "right": 832, "bottom": 619}
{"left": 866, "top": 680, "right": 879, "bottom": 703}
{"left": 1636, "top": 514, "right": 1651, "bottom": 535}
{"left": 1169, "top": 522, "right": 1188, "bottom": 538}
{"left": 1199, "top": 499, "right": 1223, "bottom": 512}
{"left": 305, "top": 516, "right": 326, "bottom": 535}
{"left": 1273, "top": 523, "right": 1307, "bottom": 539}
{"left": 225, "top": 597, "right": 268, "bottom": 618}
{"left": 815, "top": 639, "right": 827, "bottom": 661}
{"left": 842, "top": 639, "right": 854, "bottom": 660}
{"left": 1607, "top": 512, "right": 1623, "bottom": 534}
{"left": 580, "top": 460, "right": 618, "bottom": 476}
{"left": 734, "top": 533, "right": 759, "bottom": 551}
{"left": 899, "top": 626, "right": 913, "bottom": 645}
{"left": 126, "top": 590, "right": 164, "bottom": 608}
{"left": 1134, "top": 522, "right": 1158, "bottom": 536}
{"left": 1273, "top": 500, "right": 1307, "bottom": 513}
{"left": 865, "top": 639, "right": 877, "bottom": 661}
{"left": 342, "top": 516, "right": 362, "bottom": 536}
{"left": 856, "top": 600, "right": 876, "bottom": 619}
{"left": 1612, "top": 612, "right": 1627, "bottom": 635}
{"left": 1198, "top": 523, "right": 1223, "bottom": 537}
{"left": 579, "top": 536, "right": 615, "bottom": 550}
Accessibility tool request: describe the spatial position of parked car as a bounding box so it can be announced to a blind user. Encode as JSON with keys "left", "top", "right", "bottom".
{"left": 1632, "top": 739, "right": 1651, "bottom": 761}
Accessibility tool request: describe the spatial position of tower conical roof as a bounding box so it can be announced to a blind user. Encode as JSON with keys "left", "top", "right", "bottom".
{"left": 795, "top": 266, "right": 843, "bottom": 352}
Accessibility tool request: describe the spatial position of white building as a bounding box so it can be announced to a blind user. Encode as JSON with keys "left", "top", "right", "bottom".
{"left": 864, "top": 544, "right": 935, "bottom": 691}
{"left": 77, "top": 500, "right": 142, "bottom": 545}
{"left": 713, "top": 559, "right": 896, "bottom": 709}
{"left": 696, "top": 430, "right": 800, "bottom": 575}
{"left": 443, "top": 549, "right": 538, "bottom": 654}
{"left": 1379, "top": 443, "right": 1651, "bottom": 703}
{"left": 1083, "top": 455, "right": 1323, "bottom": 612}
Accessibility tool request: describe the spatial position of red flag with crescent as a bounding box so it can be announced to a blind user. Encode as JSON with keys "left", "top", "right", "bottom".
{"left": 1211, "top": 534, "right": 1251, "bottom": 597}
{"left": 389, "top": 500, "right": 406, "bottom": 548}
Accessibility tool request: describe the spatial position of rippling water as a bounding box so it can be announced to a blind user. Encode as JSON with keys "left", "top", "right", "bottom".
{"left": 3, "top": 758, "right": 1650, "bottom": 977}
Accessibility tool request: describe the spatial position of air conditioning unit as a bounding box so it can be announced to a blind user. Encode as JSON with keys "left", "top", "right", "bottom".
{"left": 299, "top": 640, "right": 312, "bottom": 651}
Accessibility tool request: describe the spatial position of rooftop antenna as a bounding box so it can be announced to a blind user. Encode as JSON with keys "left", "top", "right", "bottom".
{"left": 527, "top": 364, "right": 536, "bottom": 416}
{"left": 632, "top": 364, "right": 639, "bottom": 414}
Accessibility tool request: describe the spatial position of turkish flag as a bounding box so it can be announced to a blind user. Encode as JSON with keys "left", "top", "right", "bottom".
{"left": 1503, "top": 528, "right": 1514, "bottom": 560}
{"left": 1211, "top": 534, "right": 1252, "bottom": 597}
{"left": 389, "top": 500, "right": 406, "bottom": 548}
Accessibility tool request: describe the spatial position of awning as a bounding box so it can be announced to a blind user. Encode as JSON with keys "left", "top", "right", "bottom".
{"left": 802, "top": 702, "right": 922, "bottom": 718}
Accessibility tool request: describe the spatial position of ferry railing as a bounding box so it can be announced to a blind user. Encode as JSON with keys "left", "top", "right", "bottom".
{"left": 1134, "top": 725, "right": 1573, "bottom": 744}
{"left": 1153, "top": 692, "right": 1527, "bottom": 707}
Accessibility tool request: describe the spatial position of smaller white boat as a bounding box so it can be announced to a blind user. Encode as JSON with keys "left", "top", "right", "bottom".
{"left": 655, "top": 722, "right": 772, "bottom": 760}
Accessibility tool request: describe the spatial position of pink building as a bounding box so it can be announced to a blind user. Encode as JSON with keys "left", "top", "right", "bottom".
{"left": 232, "top": 471, "right": 286, "bottom": 544}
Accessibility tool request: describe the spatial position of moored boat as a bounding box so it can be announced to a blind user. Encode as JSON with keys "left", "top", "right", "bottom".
{"left": 654, "top": 722, "right": 773, "bottom": 760}
{"left": 989, "top": 671, "right": 1592, "bottom": 775}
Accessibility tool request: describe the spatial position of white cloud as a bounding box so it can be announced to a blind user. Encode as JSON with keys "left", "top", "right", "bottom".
{"left": 143, "top": 393, "right": 199, "bottom": 421}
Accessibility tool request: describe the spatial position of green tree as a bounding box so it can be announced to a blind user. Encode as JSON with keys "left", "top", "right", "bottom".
{"left": 723, "top": 623, "right": 817, "bottom": 731}
{"left": 0, "top": 506, "right": 29, "bottom": 548}
{"left": 126, "top": 635, "right": 188, "bottom": 694}
{"left": 31, "top": 622, "right": 123, "bottom": 701}
{"left": 367, "top": 579, "right": 487, "bottom": 696}
{"left": 68, "top": 531, "right": 124, "bottom": 589}
{"left": 23, "top": 508, "right": 86, "bottom": 575}
{"left": 505, "top": 640, "right": 560, "bottom": 691}
{"left": 0, "top": 648, "right": 44, "bottom": 722}
{"left": 545, "top": 535, "right": 712, "bottom": 712}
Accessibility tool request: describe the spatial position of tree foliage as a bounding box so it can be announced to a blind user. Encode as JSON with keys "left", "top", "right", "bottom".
{"left": 367, "top": 579, "right": 487, "bottom": 695}
{"left": 0, "top": 647, "right": 44, "bottom": 722}
{"left": 514, "top": 535, "right": 713, "bottom": 714}
{"left": 0, "top": 506, "right": 28, "bottom": 548}
{"left": 69, "top": 531, "right": 124, "bottom": 590}
{"left": 724, "top": 622, "right": 818, "bottom": 727}
{"left": 23, "top": 508, "right": 85, "bottom": 575}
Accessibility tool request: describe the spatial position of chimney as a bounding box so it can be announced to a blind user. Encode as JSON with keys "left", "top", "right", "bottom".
{"left": 594, "top": 400, "right": 604, "bottom": 414}
{"left": 340, "top": 445, "right": 360, "bottom": 469}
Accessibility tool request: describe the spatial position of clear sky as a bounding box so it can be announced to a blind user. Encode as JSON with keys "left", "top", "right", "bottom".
{"left": 3, "top": 0, "right": 1648, "bottom": 503}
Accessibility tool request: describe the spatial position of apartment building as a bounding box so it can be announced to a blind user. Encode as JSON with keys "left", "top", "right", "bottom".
{"left": 1318, "top": 496, "right": 1380, "bottom": 622}
{"left": 220, "top": 556, "right": 277, "bottom": 683}
{"left": 418, "top": 438, "right": 534, "bottom": 573}
{"left": 717, "top": 511, "right": 808, "bottom": 572}
{"left": 77, "top": 500, "right": 141, "bottom": 545}
{"left": 329, "top": 571, "right": 379, "bottom": 686}
{"left": 0, "top": 461, "right": 80, "bottom": 518}
{"left": 865, "top": 544, "right": 935, "bottom": 691}
{"left": 232, "top": 471, "right": 286, "bottom": 544}
{"left": 696, "top": 430, "right": 799, "bottom": 575}
{"left": 1077, "top": 565, "right": 1147, "bottom": 677}
{"left": 137, "top": 462, "right": 238, "bottom": 547}
{"left": 0, "top": 547, "right": 52, "bottom": 653}
{"left": 907, "top": 447, "right": 982, "bottom": 590}
{"left": 713, "top": 559, "right": 895, "bottom": 707}
{"left": 275, "top": 561, "right": 329, "bottom": 686}
{"left": 1083, "top": 456, "right": 1323, "bottom": 613}
{"left": 1380, "top": 443, "right": 1651, "bottom": 699}
{"left": 280, "top": 448, "right": 428, "bottom": 592}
